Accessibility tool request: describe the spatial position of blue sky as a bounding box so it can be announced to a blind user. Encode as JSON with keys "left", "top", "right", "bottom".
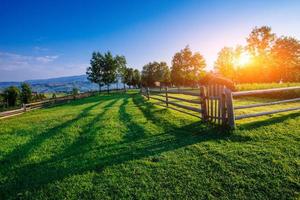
{"left": 0, "top": 0, "right": 299, "bottom": 81}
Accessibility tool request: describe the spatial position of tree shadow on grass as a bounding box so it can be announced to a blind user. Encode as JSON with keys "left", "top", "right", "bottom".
{"left": 0, "top": 93, "right": 251, "bottom": 199}
{"left": 0, "top": 100, "right": 102, "bottom": 167}
{"left": 118, "top": 95, "right": 147, "bottom": 142}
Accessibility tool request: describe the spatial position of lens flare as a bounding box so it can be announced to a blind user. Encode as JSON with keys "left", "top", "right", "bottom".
{"left": 235, "top": 53, "right": 251, "bottom": 66}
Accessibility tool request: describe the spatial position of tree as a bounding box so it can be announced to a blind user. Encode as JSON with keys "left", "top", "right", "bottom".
{"left": 102, "top": 52, "right": 118, "bottom": 93}
{"left": 171, "top": 46, "right": 206, "bottom": 87}
{"left": 86, "top": 52, "right": 104, "bottom": 93}
{"left": 72, "top": 87, "right": 79, "bottom": 97}
{"left": 20, "top": 82, "right": 32, "bottom": 104}
{"left": 115, "top": 55, "right": 127, "bottom": 90}
{"left": 132, "top": 69, "right": 141, "bottom": 88}
{"left": 247, "top": 26, "right": 276, "bottom": 57}
{"left": 124, "top": 67, "right": 134, "bottom": 88}
{"left": 246, "top": 26, "right": 276, "bottom": 82}
{"left": 4, "top": 86, "right": 20, "bottom": 107}
{"left": 141, "top": 62, "right": 170, "bottom": 86}
{"left": 214, "top": 47, "right": 235, "bottom": 80}
{"left": 271, "top": 36, "right": 300, "bottom": 82}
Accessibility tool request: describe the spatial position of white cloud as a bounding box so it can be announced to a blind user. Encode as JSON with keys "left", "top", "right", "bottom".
{"left": 0, "top": 51, "right": 59, "bottom": 70}
{"left": 35, "top": 55, "right": 59, "bottom": 63}
{"left": 33, "top": 46, "right": 49, "bottom": 52}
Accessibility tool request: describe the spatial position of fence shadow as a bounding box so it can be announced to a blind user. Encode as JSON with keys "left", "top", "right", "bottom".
{"left": 238, "top": 111, "right": 300, "bottom": 130}
{"left": 0, "top": 93, "right": 251, "bottom": 199}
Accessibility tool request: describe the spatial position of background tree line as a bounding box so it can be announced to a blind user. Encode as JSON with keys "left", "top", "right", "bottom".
{"left": 0, "top": 83, "right": 46, "bottom": 109}
{"left": 215, "top": 26, "right": 300, "bottom": 83}
{"left": 86, "top": 51, "right": 141, "bottom": 92}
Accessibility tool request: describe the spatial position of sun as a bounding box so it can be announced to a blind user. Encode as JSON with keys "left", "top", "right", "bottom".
{"left": 235, "top": 52, "right": 251, "bottom": 66}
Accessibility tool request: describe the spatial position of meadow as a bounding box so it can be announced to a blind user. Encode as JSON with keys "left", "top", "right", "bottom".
{"left": 0, "top": 90, "right": 299, "bottom": 199}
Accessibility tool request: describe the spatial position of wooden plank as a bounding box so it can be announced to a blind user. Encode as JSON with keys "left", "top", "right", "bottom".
{"left": 221, "top": 86, "right": 227, "bottom": 126}
{"left": 0, "top": 108, "right": 24, "bottom": 117}
{"left": 232, "top": 86, "right": 300, "bottom": 97}
{"left": 168, "top": 101, "right": 202, "bottom": 113}
{"left": 234, "top": 97, "right": 300, "bottom": 110}
{"left": 235, "top": 106, "right": 300, "bottom": 120}
{"left": 217, "top": 85, "right": 222, "bottom": 125}
{"left": 150, "top": 96, "right": 202, "bottom": 113}
{"left": 168, "top": 90, "right": 200, "bottom": 97}
{"left": 165, "top": 87, "right": 169, "bottom": 107}
{"left": 214, "top": 85, "right": 217, "bottom": 123}
{"left": 150, "top": 89, "right": 199, "bottom": 97}
{"left": 166, "top": 95, "right": 201, "bottom": 104}
{"left": 150, "top": 96, "right": 166, "bottom": 102}
{"left": 200, "top": 86, "right": 208, "bottom": 121}
{"left": 225, "top": 88, "right": 235, "bottom": 128}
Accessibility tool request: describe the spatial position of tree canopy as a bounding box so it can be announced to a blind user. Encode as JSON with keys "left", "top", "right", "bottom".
{"left": 20, "top": 82, "right": 32, "bottom": 104}
{"left": 141, "top": 62, "right": 170, "bottom": 87}
{"left": 215, "top": 26, "right": 300, "bottom": 83}
{"left": 171, "top": 46, "right": 206, "bottom": 86}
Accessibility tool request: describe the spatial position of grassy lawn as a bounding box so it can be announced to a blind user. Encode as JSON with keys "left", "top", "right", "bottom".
{"left": 0, "top": 92, "right": 299, "bottom": 199}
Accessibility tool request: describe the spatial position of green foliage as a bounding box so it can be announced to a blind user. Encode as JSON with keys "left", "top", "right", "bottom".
{"left": 124, "top": 67, "right": 134, "bottom": 88}
{"left": 141, "top": 61, "right": 170, "bottom": 86}
{"left": 52, "top": 93, "right": 57, "bottom": 99}
{"left": 72, "top": 87, "right": 79, "bottom": 96}
{"left": 0, "top": 93, "right": 298, "bottom": 199}
{"left": 132, "top": 69, "right": 141, "bottom": 88}
{"left": 102, "top": 52, "right": 118, "bottom": 92}
{"left": 3, "top": 86, "right": 20, "bottom": 107}
{"left": 171, "top": 45, "right": 206, "bottom": 87}
{"left": 87, "top": 51, "right": 126, "bottom": 93}
{"left": 20, "top": 82, "right": 32, "bottom": 104}
{"left": 115, "top": 55, "right": 128, "bottom": 87}
{"left": 215, "top": 26, "right": 300, "bottom": 83}
{"left": 86, "top": 52, "right": 105, "bottom": 92}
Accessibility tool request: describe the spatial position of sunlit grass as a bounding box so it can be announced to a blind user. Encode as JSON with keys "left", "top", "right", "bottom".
{"left": 0, "top": 92, "right": 299, "bottom": 199}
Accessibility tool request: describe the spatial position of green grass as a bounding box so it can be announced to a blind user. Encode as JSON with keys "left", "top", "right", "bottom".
{"left": 0, "top": 92, "right": 299, "bottom": 199}
{"left": 236, "top": 82, "right": 300, "bottom": 91}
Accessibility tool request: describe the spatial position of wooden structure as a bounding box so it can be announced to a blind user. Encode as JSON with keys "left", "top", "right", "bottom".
{"left": 0, "top": 91, "right": 96, "bottom": 119}
{"left": 141, "top": 85, "right": 300, "bottom": 128}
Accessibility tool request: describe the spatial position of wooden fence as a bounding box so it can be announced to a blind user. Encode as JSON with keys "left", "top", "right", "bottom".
{"left": 0, "top": 92, "right": 96, "bottom": 119}
{"left": 141, "top": 85, "right": 300, "bottom": 128}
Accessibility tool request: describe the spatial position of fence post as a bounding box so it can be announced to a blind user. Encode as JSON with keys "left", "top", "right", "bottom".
{"left": 221, "top": 86, "right": 227, "bottom": 126}
{"left": 147, "top": 87, "right": 150, "bottom": 100}
{"left": 22, "top": 103, "right": 26, "bottom": 112}
{"left": 224, "top": 88, "right": 235, "bottom": 128}
{"left": 165, "top": 86, "right": 169, "bottom": 107}
{"left": 200, "top": 86, "right": 208, "bottom": 121}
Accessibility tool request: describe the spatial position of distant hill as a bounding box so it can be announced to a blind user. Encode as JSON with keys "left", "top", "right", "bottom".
{"left": 0, "top": 75, "right": 125, "bottom": 93}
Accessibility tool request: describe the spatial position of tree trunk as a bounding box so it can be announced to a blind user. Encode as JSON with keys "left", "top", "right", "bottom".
{"left": 107, "top": 85, "right": 109, "bottom": 94}
{"left": 98, "top": 84, "right": 102, "bottom": 94}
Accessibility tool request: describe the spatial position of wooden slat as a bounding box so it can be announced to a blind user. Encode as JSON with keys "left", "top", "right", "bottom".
{"left": 235, "top": 106, "right": 300, "bottom": 120}
{"left": 150, "top": 96, "right": 166, "bottom": 102}
{"left": 150, "top": 96, "right": 202, "bottom": 113}
{"left": 150, "top": 89, "right": 199, "bottom": 97}
{"left": 166, "top": 95, "right": 201, "bottom": 104}
{"left": 167, "top": 90, "right": 200, "bottom": 97}
{"left": 168, "top": 101, "right": 202, "bottom": 113}
{"left": 0, "top": 108, "right": 24, "bottom": 117}
{"left": 232, "top": 86, "right": 300, "bottom": 97}
{"left": 234, "top": 97, "right": 300, "bottom": 110}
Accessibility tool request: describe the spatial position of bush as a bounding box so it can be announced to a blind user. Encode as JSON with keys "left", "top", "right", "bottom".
{"left": 20, "top": 83, "right": 32, "bottom": 104}
{"left": 4, "top": 86, "right": 20, "bottom": 107}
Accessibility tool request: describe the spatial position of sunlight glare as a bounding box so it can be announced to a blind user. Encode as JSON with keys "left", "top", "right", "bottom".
{"left": 235, "top": 53, "right": 251, "bottom": 66}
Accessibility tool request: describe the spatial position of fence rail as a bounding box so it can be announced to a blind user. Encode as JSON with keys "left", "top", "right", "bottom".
{"left": 0, "top": 92, "right": 96, "bottom": 119}
{"left": 141, "top": 85, "right": 300, "bottom": 128}
{"left": 230, "top": 86, "right": 300, "bottom": 127}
